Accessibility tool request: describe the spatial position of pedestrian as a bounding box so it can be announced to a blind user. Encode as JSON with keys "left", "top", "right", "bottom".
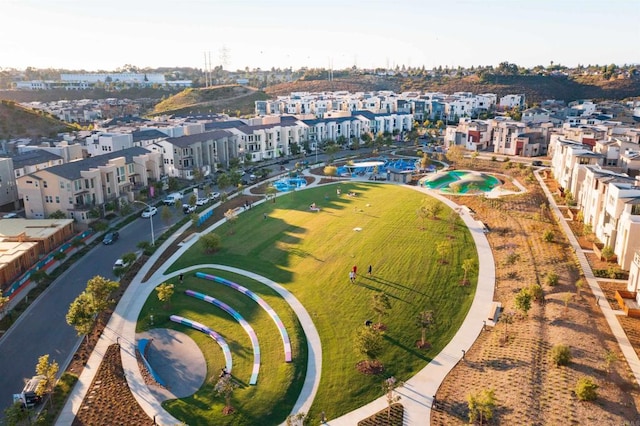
{"left": 368, "top": 264, "right": 372, "bottom": 275}
{"left": 264, "top": 213, "right": 267, "bottom": 220}
{"left": 352, "top": 265, "right": 357, "bottom": 275}
{"left": 179, "top": 273, "right": 184, "bottom": 284}
{"left": 349, "top": 270, "right": 355, "bottom": 283}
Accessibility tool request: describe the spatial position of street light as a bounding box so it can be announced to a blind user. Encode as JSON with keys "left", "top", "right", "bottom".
{"left": 134, "top": 200, "right": 155, "bottom": 246}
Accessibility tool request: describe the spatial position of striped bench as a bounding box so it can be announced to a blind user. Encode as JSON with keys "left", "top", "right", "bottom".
{"left": 169, "top": 315, "right": 232, "bottom": 374}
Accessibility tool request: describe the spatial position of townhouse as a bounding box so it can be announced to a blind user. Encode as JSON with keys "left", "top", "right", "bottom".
{"left": 17, "top": 147, "right": 162, "bottom": 223}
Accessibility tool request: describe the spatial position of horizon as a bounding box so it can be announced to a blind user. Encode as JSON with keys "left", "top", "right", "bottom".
{"left": 1, "top": 0, "right": 637, "bottom": 73}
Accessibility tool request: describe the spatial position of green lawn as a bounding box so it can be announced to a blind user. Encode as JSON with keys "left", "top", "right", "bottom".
{"left": 160, "top": 182, "right": 478, "bottom": 424}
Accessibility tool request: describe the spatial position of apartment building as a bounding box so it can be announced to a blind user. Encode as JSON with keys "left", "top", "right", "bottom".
{"left": 17, "top": 147, "right": 161, "bottom": 223}
{"left": 0, "top": 157, "right": 19, "bottom": 210}
{"left": 12, "top": 150, "right": 64, "bottom": 180}
{"left": 85, "top": 132, "right": 134, "bottom": 157}
{"left": 161, "top": 130, "right": 236, "bottom": 179}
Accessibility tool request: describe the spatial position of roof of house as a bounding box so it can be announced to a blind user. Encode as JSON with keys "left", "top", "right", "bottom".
{"left": 9, "top": 150, "right": 62, "bottom": 169}
{"left": 132, "top": 129, "right": 168, "bottom": 142}
{"left": 203, "top": 120, "right": 247, "bottom": 131}
{"left": 166, "top": 130, "right": 233, "bottom": 148}
{"left": 39, "top": 147, "right": 152, "bottom": 180}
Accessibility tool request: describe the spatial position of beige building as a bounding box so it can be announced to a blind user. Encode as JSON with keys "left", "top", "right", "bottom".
{"left": 17, "top": 147, "right": 161, "bottom": 223}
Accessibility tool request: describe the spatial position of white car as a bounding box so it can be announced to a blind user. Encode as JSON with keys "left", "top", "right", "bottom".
{"left": 113, "top": 258, "right": 131, "bottom": 270}
{"left": 141, "top": 207, "right": 158, "bottom": 218}
{"left": 196, "top": 197, "right": 208, "bottom": 206}
{"left": 208, "top": 192, "right": 221, "bottom": 201}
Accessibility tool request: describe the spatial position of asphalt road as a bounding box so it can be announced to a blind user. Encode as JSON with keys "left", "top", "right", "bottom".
{"left": 0, "top": 207, "right": 181, "bottom": 419}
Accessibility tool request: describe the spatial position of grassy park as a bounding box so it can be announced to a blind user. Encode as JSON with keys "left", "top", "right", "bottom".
{"left": 143, "top": 181, "right": 478, "bottom": 424}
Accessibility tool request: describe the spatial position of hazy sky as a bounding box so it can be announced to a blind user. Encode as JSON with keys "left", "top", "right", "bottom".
{"left": 1, "top": 0, "right": 637, "bottom": 72}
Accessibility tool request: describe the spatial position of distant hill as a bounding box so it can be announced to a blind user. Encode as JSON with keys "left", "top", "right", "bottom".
{"left": 151, "top": 85, "right": 269, "bottom": 117}
{"left": 266, "top": 74, "right": 640, "bottom": 104}
{"left": 0, "top": 100, "right": 77, "bottom": 140}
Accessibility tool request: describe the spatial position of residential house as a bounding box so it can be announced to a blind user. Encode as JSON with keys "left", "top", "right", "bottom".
{"left": 17, "top": 147, "right": 162, "bottom": 223}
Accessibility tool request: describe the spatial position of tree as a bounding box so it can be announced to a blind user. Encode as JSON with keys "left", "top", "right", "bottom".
{"left": 420, "top": 153, "right": 431, "bottom": 170}
{"left": 3, "top": 401, "right": 30, "bottom": 425}
{"left": 461, "top": 258, "right": 476, "bottom": 285}
{"left": 217, "top": 173, "right": 230, "bottom": 192}
{"left": 30, "top": 269, "right": 49, "bottom": 286}
{"left": 155, "top": 283, "right": 175, "bottom": 309}
{"left": 35, "top": 354, "right": 59, "bottom": 408}
{"left": 224, "top": 209, "right": 238, "bottom": 233}
{"left": 0, "top": 295, "right": 10, "bottom": 317}
{"left": 48, "top": 210, "right": 67, "bottom": 219}
{"left": 86, "top": 276, "right": 119, "bottom": 317}
{"left": 66, "top": 292, "right": 95, "bottom": 341}
{"left": 189, "top": 193, "right": 197, "bottom": 207}
{"left": 161, "top": 205, "right": 172, "bottom": 224}
{"left": 382, "top": 376, "right": 403, "bottom": 421}
{"left": 324, "top": 144, "right": 340, "bottom": 163}
{"left": 355, "top": 326, "right": 384, "bottom": 368}
{"left": 214, "top": 373, "right": 239, "bottom": 415}
{"left": 416, "top": 310, "right": 434, "bottom": 348}
{"left": 323, "top": 165, "right": 337, "bottom": 180}
{"left": 446, "top": 145, "right": 464, "bottom": 164}
{"left": 416, "top": 206, "right": 428, "bottom": 230}
{"left": 436, "top": 241, "right": 451, "bottom": 264}
{"left": 515, "top": 288, "right": 532, "bottom": 316}
{"left": 371, "top": 292, "right": 392, "bottom": 328}
{"left": 191, "top": 212, "right": 200, "bottom": 228}
{"left": 467, "top": 388, "right": 496, "bottom": 424}
{"left": 286, "top": 412, "right": 307, "bottom": 426}
{"left": 603, "top": 349, "right": 618, "bottom": 374}
{"left": 200, "top": 233, "right": 221, "bottom": 253}
{"left": 428, "top": 203, "right": 443, "bottom": 219}
{"left": 266, "top": 185, "right": 278, "bottom": 203}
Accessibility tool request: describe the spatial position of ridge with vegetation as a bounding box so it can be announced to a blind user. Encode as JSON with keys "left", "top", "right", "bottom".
{"left": 0, "top": 100, "right": 78, "bottom": 140}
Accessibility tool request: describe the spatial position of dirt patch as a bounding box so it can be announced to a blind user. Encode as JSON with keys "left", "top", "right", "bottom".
{"left": 72, "top": 344, "right": 153, "bottom": 426}
{"left": 358, "top": 403, "right": 404, "bottom": 426}
{"left": 431, "top": 159, "right": 640, "bottom": 425}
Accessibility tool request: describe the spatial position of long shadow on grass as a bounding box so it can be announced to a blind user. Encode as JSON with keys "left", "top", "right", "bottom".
{"left": 383, "top": 334, "right": 431, "bottom": 362}
{"left": 367, "top": 276, "right": 428, "bottom": 296}
{"left": 289, "top": 247, "right": 325, "bottom": 262}
{"left": 356, "top": 281, "right": 410, "bottom": 304}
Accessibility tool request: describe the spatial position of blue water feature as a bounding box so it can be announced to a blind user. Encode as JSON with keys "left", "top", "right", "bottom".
{"left": 336, "top": 157, "right": 419, "bottom": 177}
{"left": 422, "top": 170, "right": 501, "bottom": 194}
{"left": 273, "top": 177, "right": 307, "bottom": 192}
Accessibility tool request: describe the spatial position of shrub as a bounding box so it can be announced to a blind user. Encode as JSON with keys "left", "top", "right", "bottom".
{"left": 601, "top": 245, "right": 615, "bottom": 261}
{"left": 550, "top": 344, "right": 571, "bottom": 366}
{"left": 542, "top": 229, "right": 554, "bottom": 242}
{"left": 528, "top": 284, "right": 544, "bottom": 302}
{"left": 515, "top": 288, "right": 532, "bottom": 315}
{"left": 546, "top": 271, "right": 559, "bottom": 286}
{"left": 505, "top": 251, "right": 519, "bottom": 265}
{"left": 491, "top": 156, "right": 497, "bottom": 162}
{"left": 574, "top": 377, "right": 598, "bottom": 401}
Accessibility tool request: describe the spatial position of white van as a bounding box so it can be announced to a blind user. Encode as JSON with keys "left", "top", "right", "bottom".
{"left": 163, "top": 192, "right": 183, "bottom": 206}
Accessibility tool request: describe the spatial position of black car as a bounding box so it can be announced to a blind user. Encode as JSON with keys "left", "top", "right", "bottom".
{"left": 102, "top": 231, "right": 119, "bottom": 245}
{"left": 532, "top": 160, "right": 543, "bottom": 166}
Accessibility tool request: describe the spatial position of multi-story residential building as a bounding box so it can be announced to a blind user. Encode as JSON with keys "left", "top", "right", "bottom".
{"left": 498, "top": 94, "right": 526, "bottom": 110}
{"left": 160, "top": 130, "right": 236, "bottom": 179}
{"left": 599, "top": 182, "right": 640, "bottom": 270}
{"left": 12, "top": 150, "right": 63, "bottom": 179}
{"left": 549, "top": 136, "right": 604, "bottom": 193}
{"left": 17, "top": 140, "right": 84, "bottom": 163}
{"left": 17, "top": 147, "right": 162, "bottom": 223}
{"left": 0, "top": 157, "right": 19, "bottom": 210}
{"left": 85, "top": 132, "right": 134, "bottom": 157}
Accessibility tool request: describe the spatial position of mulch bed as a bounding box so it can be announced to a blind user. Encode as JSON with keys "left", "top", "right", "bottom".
{"left": 358, "top": 403, "right": 404, "bottom": 426}
{"left": 72, "top": 344, "right": 154, "bottom": 426}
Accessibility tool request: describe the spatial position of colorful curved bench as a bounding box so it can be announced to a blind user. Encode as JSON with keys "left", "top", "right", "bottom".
{"left": 169, "top": 315, "right": 233, "bottom": 374}
{"left": 195, "top": 272, "right": 293, "bottom": 362}
{"left": 185, "top": 290, "right": 260, "bottom": 385}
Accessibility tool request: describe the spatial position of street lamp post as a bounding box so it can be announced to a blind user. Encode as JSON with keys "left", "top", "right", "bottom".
{"left": 134, "top": 200, "right": 155, "bottom": 246}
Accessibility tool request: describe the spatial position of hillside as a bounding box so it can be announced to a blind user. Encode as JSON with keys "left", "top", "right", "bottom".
{"left": 266, "top": 74, "right": 640, "bottom": 104}
{"left": 0, "top": 100, "right": 77, "bottom": 140}
{"left": 151, "top": 85, "right": 269, "bottom": 117}
{"left": 0, "top": 87, "right": 178, "bottom": 104}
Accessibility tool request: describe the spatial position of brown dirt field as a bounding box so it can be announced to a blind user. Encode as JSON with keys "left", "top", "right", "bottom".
{"left": 431, "top": 158, "right": 640, "bottom": 425}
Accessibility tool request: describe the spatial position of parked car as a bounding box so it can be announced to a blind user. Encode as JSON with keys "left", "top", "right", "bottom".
{"left": 102, "top": 231, "right": 119, "bottom": 245}
{"left": 195, "top": 198, "right": 208, "bottom": 206}
{"left": 2, "top": 213, "right": 19, "bottom": 219}
{"left": 14, "top": 375, "right": 45, "bottom": 408}
{"left": 183, "top": 204, "right": 196, "bottom": 214}
{"left": 532, "top": 160, "right": 543, "bottom": 166}
{"left": 141, "top": 207, "right": 158, "bottom": 218}
{"left": 113, "top": 258, "right": 131, "bottom": 270}
{"left": 208, "top": 192, "right": 221, "bottom": 201}
{"left": 163, "top": 192, "right": 183, "bottom": 205}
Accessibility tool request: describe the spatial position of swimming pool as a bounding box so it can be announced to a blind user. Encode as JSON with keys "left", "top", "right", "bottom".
{"left": 421, "top": 170, "right": 501, "bottom": 194}
{"left": 273, "top": 177, "right": 308, "bottom": 192}
{"left": 336, "top": 157, "right": 420, "bottom": 177}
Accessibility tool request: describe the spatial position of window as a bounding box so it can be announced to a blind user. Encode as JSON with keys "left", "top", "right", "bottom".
{"left": 43, "top": 181, "right": 48, "bottom": 188}
{"left": 60, "top": 182, "right": 65, "bottom": 189}
{"left": 55, "top": 196, "right": 60, "bottom": 203}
